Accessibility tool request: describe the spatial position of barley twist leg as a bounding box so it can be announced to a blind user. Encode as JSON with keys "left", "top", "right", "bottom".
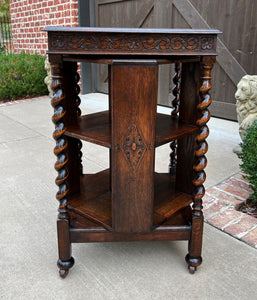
{"left": 186, "top": 57, "right": 215, "bottom": 274}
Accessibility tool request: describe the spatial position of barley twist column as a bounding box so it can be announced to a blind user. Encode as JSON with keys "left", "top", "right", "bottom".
{"left": 51, "top": 64, "right": 69, "bottom": 220}
{"left": 186, "top": 56, "right": 215, "bottom": 274}
{"left": 74, "top": 69, "right": 83, "bottom": 176}
{"left": 169, "top": 63, "right": 181, "bottom": 175}
{"left": 193, "top": 59, "right": 215, "bottom": 214}
{"left": 50, "top": 58, "right": 75, "bottom": 278}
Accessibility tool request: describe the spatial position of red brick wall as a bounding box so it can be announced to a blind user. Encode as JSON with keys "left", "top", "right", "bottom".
{"left": 9, "top": 0, "right": 78, "bottom": 54}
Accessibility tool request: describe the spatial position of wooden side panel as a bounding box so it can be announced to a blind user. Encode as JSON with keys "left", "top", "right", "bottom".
{"left": 110, "top": 63, "right": 158, "bottom": 233}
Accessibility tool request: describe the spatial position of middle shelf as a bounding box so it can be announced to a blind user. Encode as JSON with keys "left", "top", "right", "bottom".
{"left": 65, "top": 110, "right": 198, "bottom": 148}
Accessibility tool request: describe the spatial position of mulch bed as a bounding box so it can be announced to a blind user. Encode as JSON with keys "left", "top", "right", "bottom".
{"left": 237, "top": 198, "right": 257, "bottom": 218}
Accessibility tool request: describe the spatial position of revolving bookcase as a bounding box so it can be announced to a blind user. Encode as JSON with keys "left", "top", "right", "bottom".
{"left": 44, "top": 27, "right": 219, "bottom": 278}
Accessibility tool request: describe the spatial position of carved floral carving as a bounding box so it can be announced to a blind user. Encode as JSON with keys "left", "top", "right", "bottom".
{"left": 49, "top": 33, "right": 215, "bottom": 53}
{"left": 122, "top": 123, "right": 146, "bottom": 172}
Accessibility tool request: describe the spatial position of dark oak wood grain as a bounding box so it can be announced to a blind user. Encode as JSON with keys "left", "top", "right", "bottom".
{"left": 67, "top": 169, "right": 192, "bottom": 231}
{"left": 186, "top": 56, "right": 216, "bottom": 274}
{"left": 65, "top": 111, "right": 112, "bottom": 148}
{"left": 65, "top": 110, "right": 198, "bottom": 148}
{"left": 155, "top": 113, "right": 198, "bottom": 147}
{"left": 154, "top": 173, "right": 192, "bottom": 226}
{"left": 45, "top": 26, "right": 220, "bottom": 56}
{"left": 110, "top": 63, "right": 158, "bottom": 233}
{"left": 46, "top": 27, "right": 218, "bottom": 277}
{"left": 70, "top": 227, "right": 191, "bottom": 243}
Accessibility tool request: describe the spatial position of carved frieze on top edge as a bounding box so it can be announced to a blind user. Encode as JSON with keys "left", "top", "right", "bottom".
{"left": 49, "top": 33, "right": 216, "bottom": 54}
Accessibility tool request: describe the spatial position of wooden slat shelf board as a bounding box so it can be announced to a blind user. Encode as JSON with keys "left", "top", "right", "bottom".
{"left": 67, "top": 169, "right": 192, "bottom": 231}
{"left": 65, "top": 111, "right": 198, "bottom": 148}
{"left": 65, "top": 111, "right": 111, "bottom": 148}
{"left": 68, "top": 169, "right": 112, "bottom": 231}
{"left": 155, "top": 113, "right": 198, "bottom": 147}
{"left": 69, "top": 210, "right": 108, "bottom": 230}
{"left": 153, "top": 173, "right": 192, "bottom": 226}
{"left": 155, "top": 206, "right": 192, "bottom": 229}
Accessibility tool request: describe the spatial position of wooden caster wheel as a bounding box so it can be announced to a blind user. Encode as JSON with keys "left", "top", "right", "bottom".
{"left": 59, "top": 268, "right": 69, "bottom": 279}
{"left": 185, "top": 254, "right": 201, "bottom": 274}
{"left": 188, "top": 265, "right": 197, "bottom": 274}
{"left": 57, "top": 257, "right": 74, "bottom": 278}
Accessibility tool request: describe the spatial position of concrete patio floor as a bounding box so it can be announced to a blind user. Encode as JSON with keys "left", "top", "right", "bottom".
{"left": 1, "top": 94, "right": 257, "bottom": 300}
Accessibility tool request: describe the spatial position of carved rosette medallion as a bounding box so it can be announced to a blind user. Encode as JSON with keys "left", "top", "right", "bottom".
{"left": 121, "top": 123, "right": 147, "bottom": 172}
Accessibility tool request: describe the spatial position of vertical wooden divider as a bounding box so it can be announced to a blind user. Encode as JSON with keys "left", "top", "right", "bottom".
{"left": 110, "top": 62, "right": 158, "bottom": 233}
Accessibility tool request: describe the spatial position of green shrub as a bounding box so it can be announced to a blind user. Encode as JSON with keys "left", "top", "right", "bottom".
{"left": 0, "top": 51, "right": 48, "bottom": 101}
{"left": 0, "top": 43, "right": 6, "bottom": 54}
{"left": 0, "top": 0, "right": 9, "bottom": 15}
{"left": 237, "top": 120, "right": 257, "bottom": 202}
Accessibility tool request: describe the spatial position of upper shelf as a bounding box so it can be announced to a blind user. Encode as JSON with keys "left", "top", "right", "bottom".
{"left": 65, "top": 110, "right": 198, "bottom": 148}
{"left": 65, "top": 111, "right": 111, "bottom": 148}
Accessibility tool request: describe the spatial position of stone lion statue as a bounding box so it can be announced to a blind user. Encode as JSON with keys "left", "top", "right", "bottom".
{"left": 44, "top": 57, "right": 53, "bottom": 98}
{"left": 235, "top": 75, "right": 257, "bottom": 140}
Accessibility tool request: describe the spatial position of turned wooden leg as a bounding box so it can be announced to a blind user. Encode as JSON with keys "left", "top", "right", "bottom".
{"left": 50, "top": 56, "right": 81, "bottom": 278}
{"left": 57, "top": 219, "right": 74, "bottom": 278}
{"left": 186, "top": 217, "right": 203, "bottom": 274}
{"left": 186, "top": 56, "right": 215, "bottom": 274}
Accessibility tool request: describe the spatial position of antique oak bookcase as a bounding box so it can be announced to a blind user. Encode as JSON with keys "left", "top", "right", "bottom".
{"left": 44, "top": 27, "right": 219, "bottom": 278}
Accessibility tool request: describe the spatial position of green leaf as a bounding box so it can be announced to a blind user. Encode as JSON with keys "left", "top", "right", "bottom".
{"left": 237, "top": 120, "right": 257, "bottom": 202}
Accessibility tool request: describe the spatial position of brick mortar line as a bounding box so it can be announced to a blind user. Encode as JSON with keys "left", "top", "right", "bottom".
{"left": 204, "top": 174, "right": 257, "bottom": 249}
{"left": 214, "top": 186, "right": 246, "bottom": 201}
{"left": 204, "top": 201, "right": 231, "bottom": 221}
{"left": 207, "top": 195, "right": 240, "bottom": 208}
{"left": 231, "top": 176, "right": 248, "bottom": 184}
{"left": 207, "top": 171, "right": 240, "bottom": 189}
{"left": 221, "top": 214, "right": 243, "bottom": 230}
{"left": 217, "top": 178, "right": 252, "bottom": 195}
{"left": 237, "top": 223, "right": 257, "bottom": 239}
{"left": 203, "top": 200, "right": 216, "bottom": 210}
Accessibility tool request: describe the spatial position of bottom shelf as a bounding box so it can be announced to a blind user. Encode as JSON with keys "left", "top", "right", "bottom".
{"left": 68, "top": 169, "right": 111, "bottom": 230}
{"left": 68, "top": 169, "right": 192, "bottom": 231}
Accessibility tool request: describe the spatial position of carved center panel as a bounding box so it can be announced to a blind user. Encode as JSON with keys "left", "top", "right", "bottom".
{"left": 122, "top": 123, "right": 146, "bottom": 172}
